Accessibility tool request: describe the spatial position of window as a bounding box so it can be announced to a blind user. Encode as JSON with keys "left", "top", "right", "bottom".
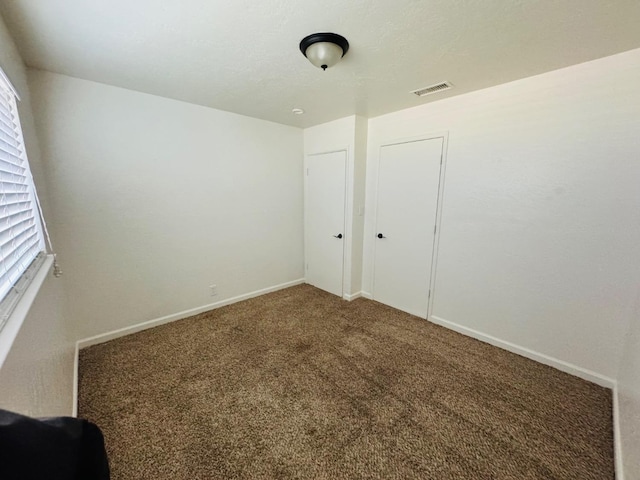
{"left": 0, "top": 69, "right": 46, "bottom": 330}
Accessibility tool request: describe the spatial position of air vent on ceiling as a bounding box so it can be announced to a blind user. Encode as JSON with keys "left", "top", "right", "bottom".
{"left": 411, "top": 81, "right": 453, "bottom": 97}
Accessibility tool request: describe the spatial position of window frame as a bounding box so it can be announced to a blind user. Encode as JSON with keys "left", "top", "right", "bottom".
{"left": 0, "top": 66, "right": 52, "bottom": 369}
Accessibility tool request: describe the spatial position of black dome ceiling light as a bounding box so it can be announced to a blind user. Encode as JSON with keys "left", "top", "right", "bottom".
{"left": 299, "top": 33, "right": 349, "bottom": 71}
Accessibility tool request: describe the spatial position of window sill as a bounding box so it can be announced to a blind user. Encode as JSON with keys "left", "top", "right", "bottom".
{"left": 0, "top": 254, "right": 54, "bottom": 370}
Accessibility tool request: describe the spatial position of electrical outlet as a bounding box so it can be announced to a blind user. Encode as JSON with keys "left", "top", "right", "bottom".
{"left": 209, "top": 284, "right": 218, "bottom": 297}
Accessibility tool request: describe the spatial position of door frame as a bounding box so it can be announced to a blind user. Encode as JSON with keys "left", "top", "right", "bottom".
{"left": 304, "top": 149, "right": 349, "bottom": 298}
{"left": 370, "top": 132, "right": 449, "bottom": 319}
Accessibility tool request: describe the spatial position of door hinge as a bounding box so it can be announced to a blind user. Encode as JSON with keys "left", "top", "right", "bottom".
{"left": 428, "top": 289, "right": 431, "bottom": 299}
{"left": 433, "top": 225, "right": 437, "bottom": 234}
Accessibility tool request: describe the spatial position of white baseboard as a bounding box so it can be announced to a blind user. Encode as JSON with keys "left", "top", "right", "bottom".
{"left": 613, "top": 384, "right": 624, "bottom": 480}
{"left": 343, "top": 291, "right": 363, "bottom": 301}
{"left": 76, "top": 278, "right": 305, "bottom": 350}
{"left": 72, "top": 278, "right": 305, "bottom": 415}
{"left": 428, "top": 315, "right": 615, "bottom": 388}
{"left": 73, "top": 284, "right": 623, "bottom": 476}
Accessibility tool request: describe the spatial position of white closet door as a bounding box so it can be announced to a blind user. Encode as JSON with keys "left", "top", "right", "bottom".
{"left": 373, "top": 138, "right": 443, "bottom": 318}
{"left": 306, "top": 151, "right": 347, "bottom": 297}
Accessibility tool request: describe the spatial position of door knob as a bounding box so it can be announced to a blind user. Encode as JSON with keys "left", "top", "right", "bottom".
{"left": 333, "top": 234, "right": 343, "bottom": 239}
{"left": 377, "top": 233, "right": 386, "bottom": 239}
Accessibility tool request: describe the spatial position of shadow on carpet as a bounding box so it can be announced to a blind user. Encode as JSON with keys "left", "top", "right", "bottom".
{"left": 79, "top": 284, "right": 614, "bottom": 479}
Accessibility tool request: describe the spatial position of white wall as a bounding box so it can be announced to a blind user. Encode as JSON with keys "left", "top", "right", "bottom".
{"left": 352, "top": 117, "right": 367, "bottom": 294}
{"left": 363, "top": 48, "right": 640, "bottom": 381}
{"left": 618, "top": 291, "right": 640, "bottom": 479}
{"left": 29, "top": 70, "right": 304, "bottom": 340}
{"left": 0, "top": 17, "right": 74, "bottom": 416}
{"left": 303, "top": 116, "right": 367, "bottom": 297}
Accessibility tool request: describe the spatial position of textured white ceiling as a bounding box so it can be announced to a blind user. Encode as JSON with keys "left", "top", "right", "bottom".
{"left": 2, "top": 0, "right": 640, "bottom": 128}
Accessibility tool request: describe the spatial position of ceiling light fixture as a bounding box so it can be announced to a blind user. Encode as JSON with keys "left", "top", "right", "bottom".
{"left": 292, "top": 108, "right": 305, "bottom": 115}
{"left": 299, "top": 33, "right": 349, "bottom": 71}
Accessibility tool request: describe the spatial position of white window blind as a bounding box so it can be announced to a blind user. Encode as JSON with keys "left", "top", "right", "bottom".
{"left": 0, "top": 71, "right": 46, "bottom": 330}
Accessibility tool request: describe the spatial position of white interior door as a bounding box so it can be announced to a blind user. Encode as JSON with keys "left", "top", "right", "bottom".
{"left": 306, "top": 151, "right": 347, "bottom": 297}
{"left": 373, "top": 138, "right": 443, "bottom": 318}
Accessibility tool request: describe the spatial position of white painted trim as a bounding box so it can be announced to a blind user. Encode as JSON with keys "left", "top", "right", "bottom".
{"left": 369, "top": 132, "right": 449, "bottom": 316}
{"left": 0, "top": 65, "right": 20, "bottom": 100}
{"left": 77, "top": 278, "right": 305, "bottom": 349}
{"left": 0, "top": 255, "right": 53, "bottom": 369}
{"left": 72, "top": 280, "right": 624, "bottom": 477}
{"left": 304, "top": 149, "right": 349, "bottom": 298}
{"left": 426, "top": 133, "right": 449, "bottom": 319}
{"left": 613, "top": 383, "right": 624, "bottom": 480}
{"left": 377, "top": 131, "right": 450, "bottom": 149}
{"left": 343, "top": 291, "right": 362, "bottom": 301}
{"left": 306, "top": 148, "right": 350, "bottom": 157}
{"left": 72, "top": 342, "right": 79, "bottom": 417}
{"left": 428, "top": 315, "right": 615, "bottom": 388}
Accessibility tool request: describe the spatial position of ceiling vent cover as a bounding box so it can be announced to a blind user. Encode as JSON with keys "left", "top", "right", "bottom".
{"left": 411, "top": 81, "right": 453, "bottom": 97}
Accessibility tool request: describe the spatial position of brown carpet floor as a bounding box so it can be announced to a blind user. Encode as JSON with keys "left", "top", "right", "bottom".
{"left": 79, "top": 284, "right": 614, "bottom": 479}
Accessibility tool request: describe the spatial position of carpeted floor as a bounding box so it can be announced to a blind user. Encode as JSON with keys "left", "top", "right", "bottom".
{"left": 79, "top": 284, "right": 614, "bottom": 479}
